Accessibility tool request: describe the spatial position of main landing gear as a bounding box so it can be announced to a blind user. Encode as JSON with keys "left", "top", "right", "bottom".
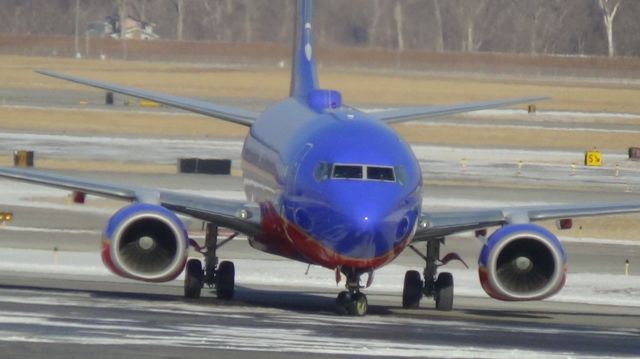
{"left": 335, "top": 269, "right": 369, "bottom": 316}
{"left": 184, "top": 223, "right": 237, "bottom": 300}
{"left": 402, "top": 237, "right": 467, "bottom": 311}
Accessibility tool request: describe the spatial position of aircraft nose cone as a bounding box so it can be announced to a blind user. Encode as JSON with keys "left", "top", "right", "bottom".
{"left": 319, "top": 185, "right": 409, "bottom": 259}
{"left": 330, "top": 189, "right": 389, "bottom": 228}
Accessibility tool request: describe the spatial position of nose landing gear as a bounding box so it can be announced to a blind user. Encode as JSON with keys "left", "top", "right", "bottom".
{"left": 336, "top": 291, "right": 368, "bottom": 316}
{"left": 335, "top": 269, "right": 369, "bottom": 316}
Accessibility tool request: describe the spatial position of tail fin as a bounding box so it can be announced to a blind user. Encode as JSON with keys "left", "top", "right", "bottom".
{"left": 290, "top": 0, "right": 318, "bottom": 98}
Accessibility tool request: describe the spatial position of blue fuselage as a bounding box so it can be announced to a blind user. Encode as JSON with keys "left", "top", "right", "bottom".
{"left": 241, "top": 98, "right": 422, "bottom": 271}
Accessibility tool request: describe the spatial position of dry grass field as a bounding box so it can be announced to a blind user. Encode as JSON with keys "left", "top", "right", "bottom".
{"left": 0, "top": 107, "right": 248, "bottom": 138}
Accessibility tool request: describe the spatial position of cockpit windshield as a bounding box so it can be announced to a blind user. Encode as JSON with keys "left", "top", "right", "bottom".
{"left": 367, "top": 166, "right": 395, "bottom": 181}
{"left": 325, "top": 163, "right": 397, "bottom": 182}
{"left": 332, "top": 165, "right": 363, "bottom": 179}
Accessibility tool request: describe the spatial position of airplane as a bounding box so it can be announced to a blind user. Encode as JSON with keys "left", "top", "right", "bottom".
{"left": 1, "top": 0, "right": 640, "bottom": 317}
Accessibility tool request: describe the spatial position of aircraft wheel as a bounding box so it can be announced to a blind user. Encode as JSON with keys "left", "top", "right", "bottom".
{"left": 216, "top": 261, "right": 235, "bottom": 300}
{"left": 402, "top": 270, "right": 423, "bottom": 309}
{"left": 434, "top": 272, "right": 454, "bottom": 311}
{"left": 348, "top": 292, "right": 368, "bottom": 316}
{"left": 184, "top": 258, "right": 203, "bottom": 299}
{"left": 335, "top": 291, "right": 350, "bottom": 316}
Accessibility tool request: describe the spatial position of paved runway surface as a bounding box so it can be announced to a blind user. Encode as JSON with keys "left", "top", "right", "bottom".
{"left": 0, "top": 274, "right": 639, "bottom": 359}
{"left": 0, "top": 281, "right": 640, "bottom": 358}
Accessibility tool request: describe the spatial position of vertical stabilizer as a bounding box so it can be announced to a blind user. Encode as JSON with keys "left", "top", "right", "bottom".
{"left": 290, "top": 0, "right": 319, "bottom": 98}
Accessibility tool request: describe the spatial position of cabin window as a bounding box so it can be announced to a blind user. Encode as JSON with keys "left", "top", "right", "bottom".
{"left": 332, "top": 165, "right": 363, "bottom": 179}
{"left": 367, "top": 166, "right": 395, "bottom": 181}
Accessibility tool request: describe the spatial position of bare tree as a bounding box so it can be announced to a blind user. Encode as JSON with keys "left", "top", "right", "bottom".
{"left": 117, "top": 0, "right": 128, "bottom": 38}
{"left": 172, "top": 0, "right": 184, "bottom": 40}
{"left": 279, "top": 0, "right": 293, "bottom": 43}
{"left": 2, "top": 0, "right": 640, "bottom": 58}
{"left": 514, "top": 0, "right": 569, "bottom": 55}
{"left": 362, "top": 0, "right": 395, "bottom": 49}
{"left": 140, "top": 0, "right": 147, "bottom": 21}
{"left": 596, "top": 0, "right": 622, "bottom": 56}
{"left": 129, "top": 0, "right": 149, "bottom": 22}
{"left": 526, "top": 0, "right": 545, "bottom": 54}
{"left": 432, "top": 0, "right": 443, "bottom": 52}
{"left": 461, "top": 0, "right": 487, "bottom": 52}
{"left": 243, "top": 0, "right": 252, "bottom": 43}
{"left": 369, "top": 0, "right": 382, "bottom": 47}
{"left": 393, "top": 0, "right": 404, "bottom": 51}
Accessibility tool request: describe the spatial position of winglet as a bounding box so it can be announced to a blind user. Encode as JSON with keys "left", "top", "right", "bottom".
{"left": 290, "top": 0, "right": 319, "bottom": 98}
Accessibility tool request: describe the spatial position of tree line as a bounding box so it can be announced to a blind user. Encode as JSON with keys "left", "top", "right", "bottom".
{"left": 0, "top": 0, "right": 638, "bottom": 57}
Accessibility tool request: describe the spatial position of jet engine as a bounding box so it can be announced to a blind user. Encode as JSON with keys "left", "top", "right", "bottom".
{"left": 478, "top": 223, "right": 566, "bottom": 301}
{"left": 101, "top": 203, "right": 189, "bottom": 282}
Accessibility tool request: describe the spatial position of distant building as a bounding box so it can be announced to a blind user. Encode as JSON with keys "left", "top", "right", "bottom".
{"left": 87, "top": 15, "right": 158, "bottom": 40}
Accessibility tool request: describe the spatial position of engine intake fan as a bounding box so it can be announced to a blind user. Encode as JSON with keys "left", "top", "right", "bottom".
{"left": 478, "top": 223, "right": 567, "bottom": 301}
{"left": 102, "top": 203, "right": 189, "bottom": 282}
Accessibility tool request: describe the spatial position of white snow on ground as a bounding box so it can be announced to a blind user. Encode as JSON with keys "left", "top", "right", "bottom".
{"left": 365, "top": 108, "right": 640, "bottom": 121}
{"left": 0, "top": 247, "right": 638, "bottom": 308}
{"left": 408, "top": 121, "right": 640, "bottom": 134}
{"left": 0, "top": 180, "right": 247, "bottom": 212}
{"left": 0, "top": 131, "right": 243, "bottom": 164}
{"left": 0, "top": 306, "right": 625, "bottom": 358}
{"left": 465, "top": 108, "right": 640, "bottom": 120}
{"left": 0, "top": 226, "right": 100, "bottom": 236}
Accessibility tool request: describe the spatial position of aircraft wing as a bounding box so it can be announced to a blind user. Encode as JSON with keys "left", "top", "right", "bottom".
{"left": 36, "top": 70, "right": 260, "bottom": 127}
{"left": 414, "top": 202, "right": 640, "bottom": 241}
{"left": 370, "top": 96, "right": 548, "bottom": 124}
{"left": 0, "top": 167, "right": 262, "bottom": 236}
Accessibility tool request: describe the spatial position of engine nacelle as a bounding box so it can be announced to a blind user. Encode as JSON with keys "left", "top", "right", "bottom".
{"left": 478, "top": 223, "right": 567, "bottom": 301}
{"left": 101, "top": 203, "right": 189, "bottom": 282}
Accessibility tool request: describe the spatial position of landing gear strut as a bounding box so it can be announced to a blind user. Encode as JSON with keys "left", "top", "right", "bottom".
{"left": 335, "top": 268, "right": 368, "bottom": 316}
{"left": 184, "top": 223, "right": 236, "bottom": 300}
{"left": 403, "top": 237, "right": 460, "bottom": 311}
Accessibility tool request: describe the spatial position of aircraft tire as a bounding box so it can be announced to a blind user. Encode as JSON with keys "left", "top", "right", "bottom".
{"left": 184, "top": 258, "right": 203, "bottom": 299}
{"left": 434, "top": 272, "right": 454, "bottom": 311}
{"left": 402, "top": 270, "right": 423, "bottom": 309}
{"left": 216, "top": 261, "right": 235, "bottom": 300}
{"left": 348, "top": 292, "right": 368, "bottom": 316}
{"left": 335, "top": 291, "right": 350, "bottom": 316}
